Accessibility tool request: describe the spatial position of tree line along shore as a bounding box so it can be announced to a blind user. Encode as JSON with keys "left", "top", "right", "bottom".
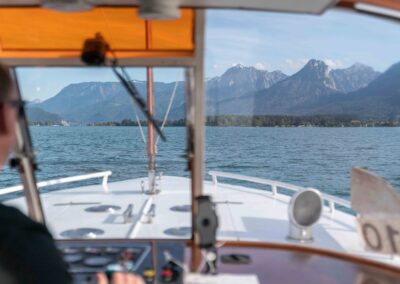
{"left": 77, "top": 115, "right": 400, "bottom": 127}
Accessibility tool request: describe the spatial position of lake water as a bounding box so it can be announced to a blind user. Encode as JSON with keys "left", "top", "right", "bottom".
{"left": 1, "top": 126, "right": 400, "bottom": 200}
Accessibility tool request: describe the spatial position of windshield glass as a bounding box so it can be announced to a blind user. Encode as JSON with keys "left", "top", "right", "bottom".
{"left": 0, "top": 7, "right": 399, "bottom": 243}
{"left": 0, "top": 67, "right": 191, "bottom": 240}
{"left": 204, "top": 8, "right": 400, "bottom": 239}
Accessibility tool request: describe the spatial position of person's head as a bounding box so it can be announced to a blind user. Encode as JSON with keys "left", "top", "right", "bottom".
{"left": 0, "top": 65, "right": 17, "bottom": 169}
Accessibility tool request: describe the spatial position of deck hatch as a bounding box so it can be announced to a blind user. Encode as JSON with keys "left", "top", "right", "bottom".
{"left": 60, "top": 228, "right": 105, "bottom": 238}
{"left": 164, "top": 226, "right": 191, "bottom": 237}
{"left": 170, "top": 205, "right": 191, "bottom": 212}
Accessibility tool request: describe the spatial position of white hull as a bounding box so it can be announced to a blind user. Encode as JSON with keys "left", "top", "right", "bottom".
{"left": 4, "top": 174, "right": 400, "bottom": 268}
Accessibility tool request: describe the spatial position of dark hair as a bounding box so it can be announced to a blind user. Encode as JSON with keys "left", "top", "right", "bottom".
{"left": 0, "top": 65, "right": 12, "bottom": 101}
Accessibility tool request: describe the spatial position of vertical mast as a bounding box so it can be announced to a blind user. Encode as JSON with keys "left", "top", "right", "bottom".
{"left": 145, "top": 19, "right": 157, "bottom": 194}
{"left": 147, "top": 67, "right": 157, "bottom": 194}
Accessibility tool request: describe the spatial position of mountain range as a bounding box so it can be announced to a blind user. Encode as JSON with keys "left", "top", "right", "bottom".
{"left": 27, "top": 59, "right": 399, "bottom": 123}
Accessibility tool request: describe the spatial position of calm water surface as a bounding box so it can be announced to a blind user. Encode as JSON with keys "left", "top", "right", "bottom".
{"left": 1, "top": 126, "right": 400, "bottom": 200}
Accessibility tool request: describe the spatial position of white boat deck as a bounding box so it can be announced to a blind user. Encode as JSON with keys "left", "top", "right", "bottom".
{"left": 4, "top": 175, "right": 400, "bottom": 267}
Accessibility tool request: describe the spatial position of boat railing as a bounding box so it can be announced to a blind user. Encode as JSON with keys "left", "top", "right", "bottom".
{"left": 208, "top": 171, "right": 351, "bottom": 214}
{"left": 0, "top": 171, "right": 112, "bottom": 196}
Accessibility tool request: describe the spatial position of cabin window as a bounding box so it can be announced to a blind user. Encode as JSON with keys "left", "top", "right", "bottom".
{"left": 0, "top": 67, "right": 191, "bottom": 240}
{"left": 204, "top": 7, "right": 400, "bottom": 212}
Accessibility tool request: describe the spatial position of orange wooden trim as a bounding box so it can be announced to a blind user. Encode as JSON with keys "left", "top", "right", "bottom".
{"left": 0, "top": 48, "right": 193, "bottom": 52}
{"left": 337, "top": 1, "right": 355, "bottom": 9}
{"left": 145, "top": 20, "right": 153, "bottom": 50}
{"left": 0, "top": 50, "right": 194, "bottom": 59}
{"left": 219, "top": 240, "right": 400, "bottom": 274}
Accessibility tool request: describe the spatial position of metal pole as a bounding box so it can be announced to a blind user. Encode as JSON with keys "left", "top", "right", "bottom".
{"left": 186, "top": 66, "right": 204, "bottom": 272}
{"left": 10, "top": 68, "right": 45, "bottom": 223}
{"left": 185, "top": 67, "right": 195, "bottom": 223}
{"left": 187, "top": 9, "right": 206, "bottom": 270}
{"left": 191, "top": 9, "right": 206, "bottom": 245}
{"left": 145, "top": 19, "right": 157, "bottom": 195}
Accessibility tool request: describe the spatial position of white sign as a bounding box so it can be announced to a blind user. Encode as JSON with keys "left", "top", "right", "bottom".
{"left": 357, "top": 214, "right": 400, "bottom": 256}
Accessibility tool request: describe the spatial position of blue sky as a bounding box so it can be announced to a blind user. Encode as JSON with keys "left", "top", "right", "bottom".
{"left": 17, "top": 8, "right": 400, "bottom": 101}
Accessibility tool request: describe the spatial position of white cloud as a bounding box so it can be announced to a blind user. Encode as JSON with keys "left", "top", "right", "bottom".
{"left": 254, "top": 62, "right": 268, "bottom": 70}
{"left": 323, "top": 58, "right": 344, "bottom": 69}
{"left": 284, "top": 58, "right": 309, "bottom": 71}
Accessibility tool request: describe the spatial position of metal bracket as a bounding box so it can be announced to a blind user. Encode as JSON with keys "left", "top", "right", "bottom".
{"left": 123, "top": 204, "right": 134, "bottom": 224}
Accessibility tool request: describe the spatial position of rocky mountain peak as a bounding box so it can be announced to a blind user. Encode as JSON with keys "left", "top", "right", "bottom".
{"left": 222, "top": 64, "right": 255, "bottom": 77}
{"left": 206, "top": 64, "right": 288, "bottom": 106}
{"left": 331, "top": 63, "right": 380, "bottom": 93}
{"left": 301, "top": 59, "right": 330, "bottom": 74}
{"left": 293, "top": 59, "right": 335, "bottom": 89}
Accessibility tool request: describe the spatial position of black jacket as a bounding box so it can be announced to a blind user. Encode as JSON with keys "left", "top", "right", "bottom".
{"left": 0, "top": 204, "right": 71, "bottom": 284}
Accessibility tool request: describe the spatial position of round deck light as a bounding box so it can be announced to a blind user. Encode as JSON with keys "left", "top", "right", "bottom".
{"left": 288, "top": 188, "right": 323, "bottom": 242}
{"left": 139, "top": 0, "right": 181, "bottom": 20}
{"left": 60, "top": 227, "right": 104, "bottom": 239}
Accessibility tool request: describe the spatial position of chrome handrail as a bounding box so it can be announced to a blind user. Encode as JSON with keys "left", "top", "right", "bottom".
{"left": 0, "top": 171, "right": 112, "bottom": 196}
{"left": 208, "top": 171, "right": 351, "bottom": 214}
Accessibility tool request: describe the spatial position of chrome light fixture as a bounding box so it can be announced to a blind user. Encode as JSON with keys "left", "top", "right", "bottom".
{"left": 288, "top": 188, "right": 323, "bottom": 242}
{"left": 354, "top": 3, "right": 400, "bottom": 20}
{"left": 42, "top": 0, "right": 93, "bottom": 12}
{"left": 139, "top": 0, "right": 181, "bottom": 20}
